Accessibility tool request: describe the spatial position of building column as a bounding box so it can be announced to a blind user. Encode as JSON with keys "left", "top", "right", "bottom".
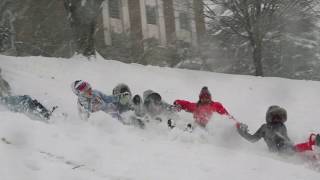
{"left": 101, "top": 1, "right": 112, "bottom": 45}
{"left": 193, "top": 0, "right": 206, "bottom": 44}
{"left": 163, "top": 0, "right": 176, "bottom": 46}
{"left": 156, "top": 0, "right": 167, "bottom": 46}
{"left": 128, "top": 0, "right": 143, "bottom": 57}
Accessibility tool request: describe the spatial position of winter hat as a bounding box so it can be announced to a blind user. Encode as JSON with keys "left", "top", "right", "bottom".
{"left": 266, "top": 105, "right": 287, "bottom": 123}
{"left": 199, "top": 86, "right": 212, "bottom": 100}
{"left": 71, "top": 80, "right": 91, "bottom": 96}
{"left": 113, "top": 83, "right": 131, "bottom": 96}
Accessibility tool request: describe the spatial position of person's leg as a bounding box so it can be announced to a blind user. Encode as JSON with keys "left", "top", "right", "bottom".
{"left": 30, "top": 99, "right": 51, "bottom": 119}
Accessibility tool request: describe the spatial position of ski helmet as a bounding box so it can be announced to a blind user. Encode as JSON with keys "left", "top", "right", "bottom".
{"left": 71, "top": 80, "right": 91, "bottom": 96}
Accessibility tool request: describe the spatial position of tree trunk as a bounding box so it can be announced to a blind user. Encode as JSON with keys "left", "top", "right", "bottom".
{"left": 252, "top": 42, "right": 264, "bottom": 76}
{"left": 72, "top": 20, "right": 96, "bottom": 57}
{"left": 64, "top": 0, "right": 103, "bottom": 58}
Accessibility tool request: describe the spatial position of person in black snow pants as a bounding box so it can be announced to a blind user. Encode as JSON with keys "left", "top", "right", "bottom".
{"left": 236, "top": 105, "right": 320, "bottom": 154}
{"left": 0, "top": 95, "right": 57, "bottom": 121}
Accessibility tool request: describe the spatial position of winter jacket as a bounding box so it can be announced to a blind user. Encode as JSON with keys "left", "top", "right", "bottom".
{"left": 174, "top": 100, "right": 228, "bottom": 127}
{"left": 237, "top": 122, "right": 294, "bottom": 152}
{"left": 77, "top": 90, "right": 119, "bottom": 120}
{"left": 141, "top": 90, "right": 178, "bottom": 122}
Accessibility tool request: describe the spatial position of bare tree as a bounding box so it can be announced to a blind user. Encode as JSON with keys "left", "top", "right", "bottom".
{"left": 203, "top": 0, "right": 316, "bottom": 76}
{"left": 64, "top": 0, "right": 104, "bottom": 57}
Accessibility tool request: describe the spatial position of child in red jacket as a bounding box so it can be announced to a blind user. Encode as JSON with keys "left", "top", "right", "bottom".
{"left": 174, "top": 86, "right": 229, "bottom": 127}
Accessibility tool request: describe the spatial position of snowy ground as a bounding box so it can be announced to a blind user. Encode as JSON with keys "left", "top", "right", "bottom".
{"left": 0, "top": 55, "right": 320, "bottom": 180}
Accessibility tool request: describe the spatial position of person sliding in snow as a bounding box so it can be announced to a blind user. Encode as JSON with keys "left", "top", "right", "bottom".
{"left": 112, "top": 83, "right": 145, "bottom": 128}
{"left": 144, "top": 90, "right": 178, "bottom": 123}
{"left": 236, "top": 105, "right": 320, "bottom": 153}
{"left": 173, "top": 86, "right": 229, "bottom": 128}
{"left": 112, "top": 83, "right": 133, "bottom": 114}
{"left": 0, "top": 72, "right": 56, "bottom": 121}
{"left": 131, "top": 90, "right": 178, "bottom": 128}
{"left": 0, "top": 95, "right": 57, "bottom": 121}
{"left": 71, "top": 80, "right": 120, "bottom": 121}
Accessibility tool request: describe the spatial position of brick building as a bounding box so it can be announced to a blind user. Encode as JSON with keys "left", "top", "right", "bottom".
{"left": 97, "top": 0, "right": 205, "bottom": 52}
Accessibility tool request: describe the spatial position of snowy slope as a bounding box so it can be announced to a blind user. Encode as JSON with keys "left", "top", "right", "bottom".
{"left": 0, "top": 55, "right": 320, "bottom": 180}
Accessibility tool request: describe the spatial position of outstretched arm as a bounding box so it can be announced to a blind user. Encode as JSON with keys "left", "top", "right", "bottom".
{"left": 212, "top": 102, "right": 229, "bottom": 115}
{"left": 237, "top": 123, "right": 265, "bottom": 143}
{"left": 174, "top": 100, "right": 197, "bottom": 113}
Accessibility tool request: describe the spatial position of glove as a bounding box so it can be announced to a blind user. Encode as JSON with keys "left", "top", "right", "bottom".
{"left": 236, "top": 122, "right": 248, "bottom": 132}
{"left": 170, "top": 104, "right": 181, "bottom": 112}
{"left": 184, "top": 123, "right": 193, "bottom": 132}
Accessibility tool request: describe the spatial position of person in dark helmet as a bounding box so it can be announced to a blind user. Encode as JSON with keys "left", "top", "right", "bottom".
{"left": 174, "top": 86, "right": 229, "bottom": 127}
{"left": 142, "top": 90, "right": 177, "bottom": 122}
{"left": 112, "top": 83, "right": 133, "bottom": 114}
{"left": 71, "top": 80, "right": 120, "bottom": 120}
{"left": 237, "top": 105, "right": 320, "bottom": 153}
{"left": 0, "top": 95, "right": 57, "bottom": 121}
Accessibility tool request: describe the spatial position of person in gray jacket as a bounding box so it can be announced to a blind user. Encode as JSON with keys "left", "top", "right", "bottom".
{"left": 237, "top": 106, "right": 294, "bottom": 153}
{"left": 131, "top": 90, "right": 178, "bottom": 128}
{"left": 237, "top": 105, "right": 320, "bottom": 153}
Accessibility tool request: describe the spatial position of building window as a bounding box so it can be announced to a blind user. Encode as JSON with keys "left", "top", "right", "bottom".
{"left": 179, "top": 12, "right": 191, "bottom": 31}
{"left": 146, "top": 5, "right": 157, "bottom": 25}
{"left": 109, "top": 0, "right": 120, "bottom": 19}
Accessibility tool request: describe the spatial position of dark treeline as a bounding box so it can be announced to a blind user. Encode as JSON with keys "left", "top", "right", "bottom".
{"left": 0, "top": 0, "right": 319, "bottom": 80}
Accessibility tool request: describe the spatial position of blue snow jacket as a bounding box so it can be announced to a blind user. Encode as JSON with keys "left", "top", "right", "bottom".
{"left": 77, "top": 90, "right": 120, "bottom": 120}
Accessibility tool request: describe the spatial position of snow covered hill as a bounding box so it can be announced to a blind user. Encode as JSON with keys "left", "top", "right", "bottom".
{"left": 0, "top": 55, "right": 320, "bottom": 180}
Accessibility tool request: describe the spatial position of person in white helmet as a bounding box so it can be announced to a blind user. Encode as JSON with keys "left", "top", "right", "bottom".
{"left": 71, "top": 80, "right": 120, "bottom": 120}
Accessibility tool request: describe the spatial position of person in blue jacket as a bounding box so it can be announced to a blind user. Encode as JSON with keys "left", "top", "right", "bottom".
{"left": 71, "top": 80, "right": 120, "bottom": 120}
